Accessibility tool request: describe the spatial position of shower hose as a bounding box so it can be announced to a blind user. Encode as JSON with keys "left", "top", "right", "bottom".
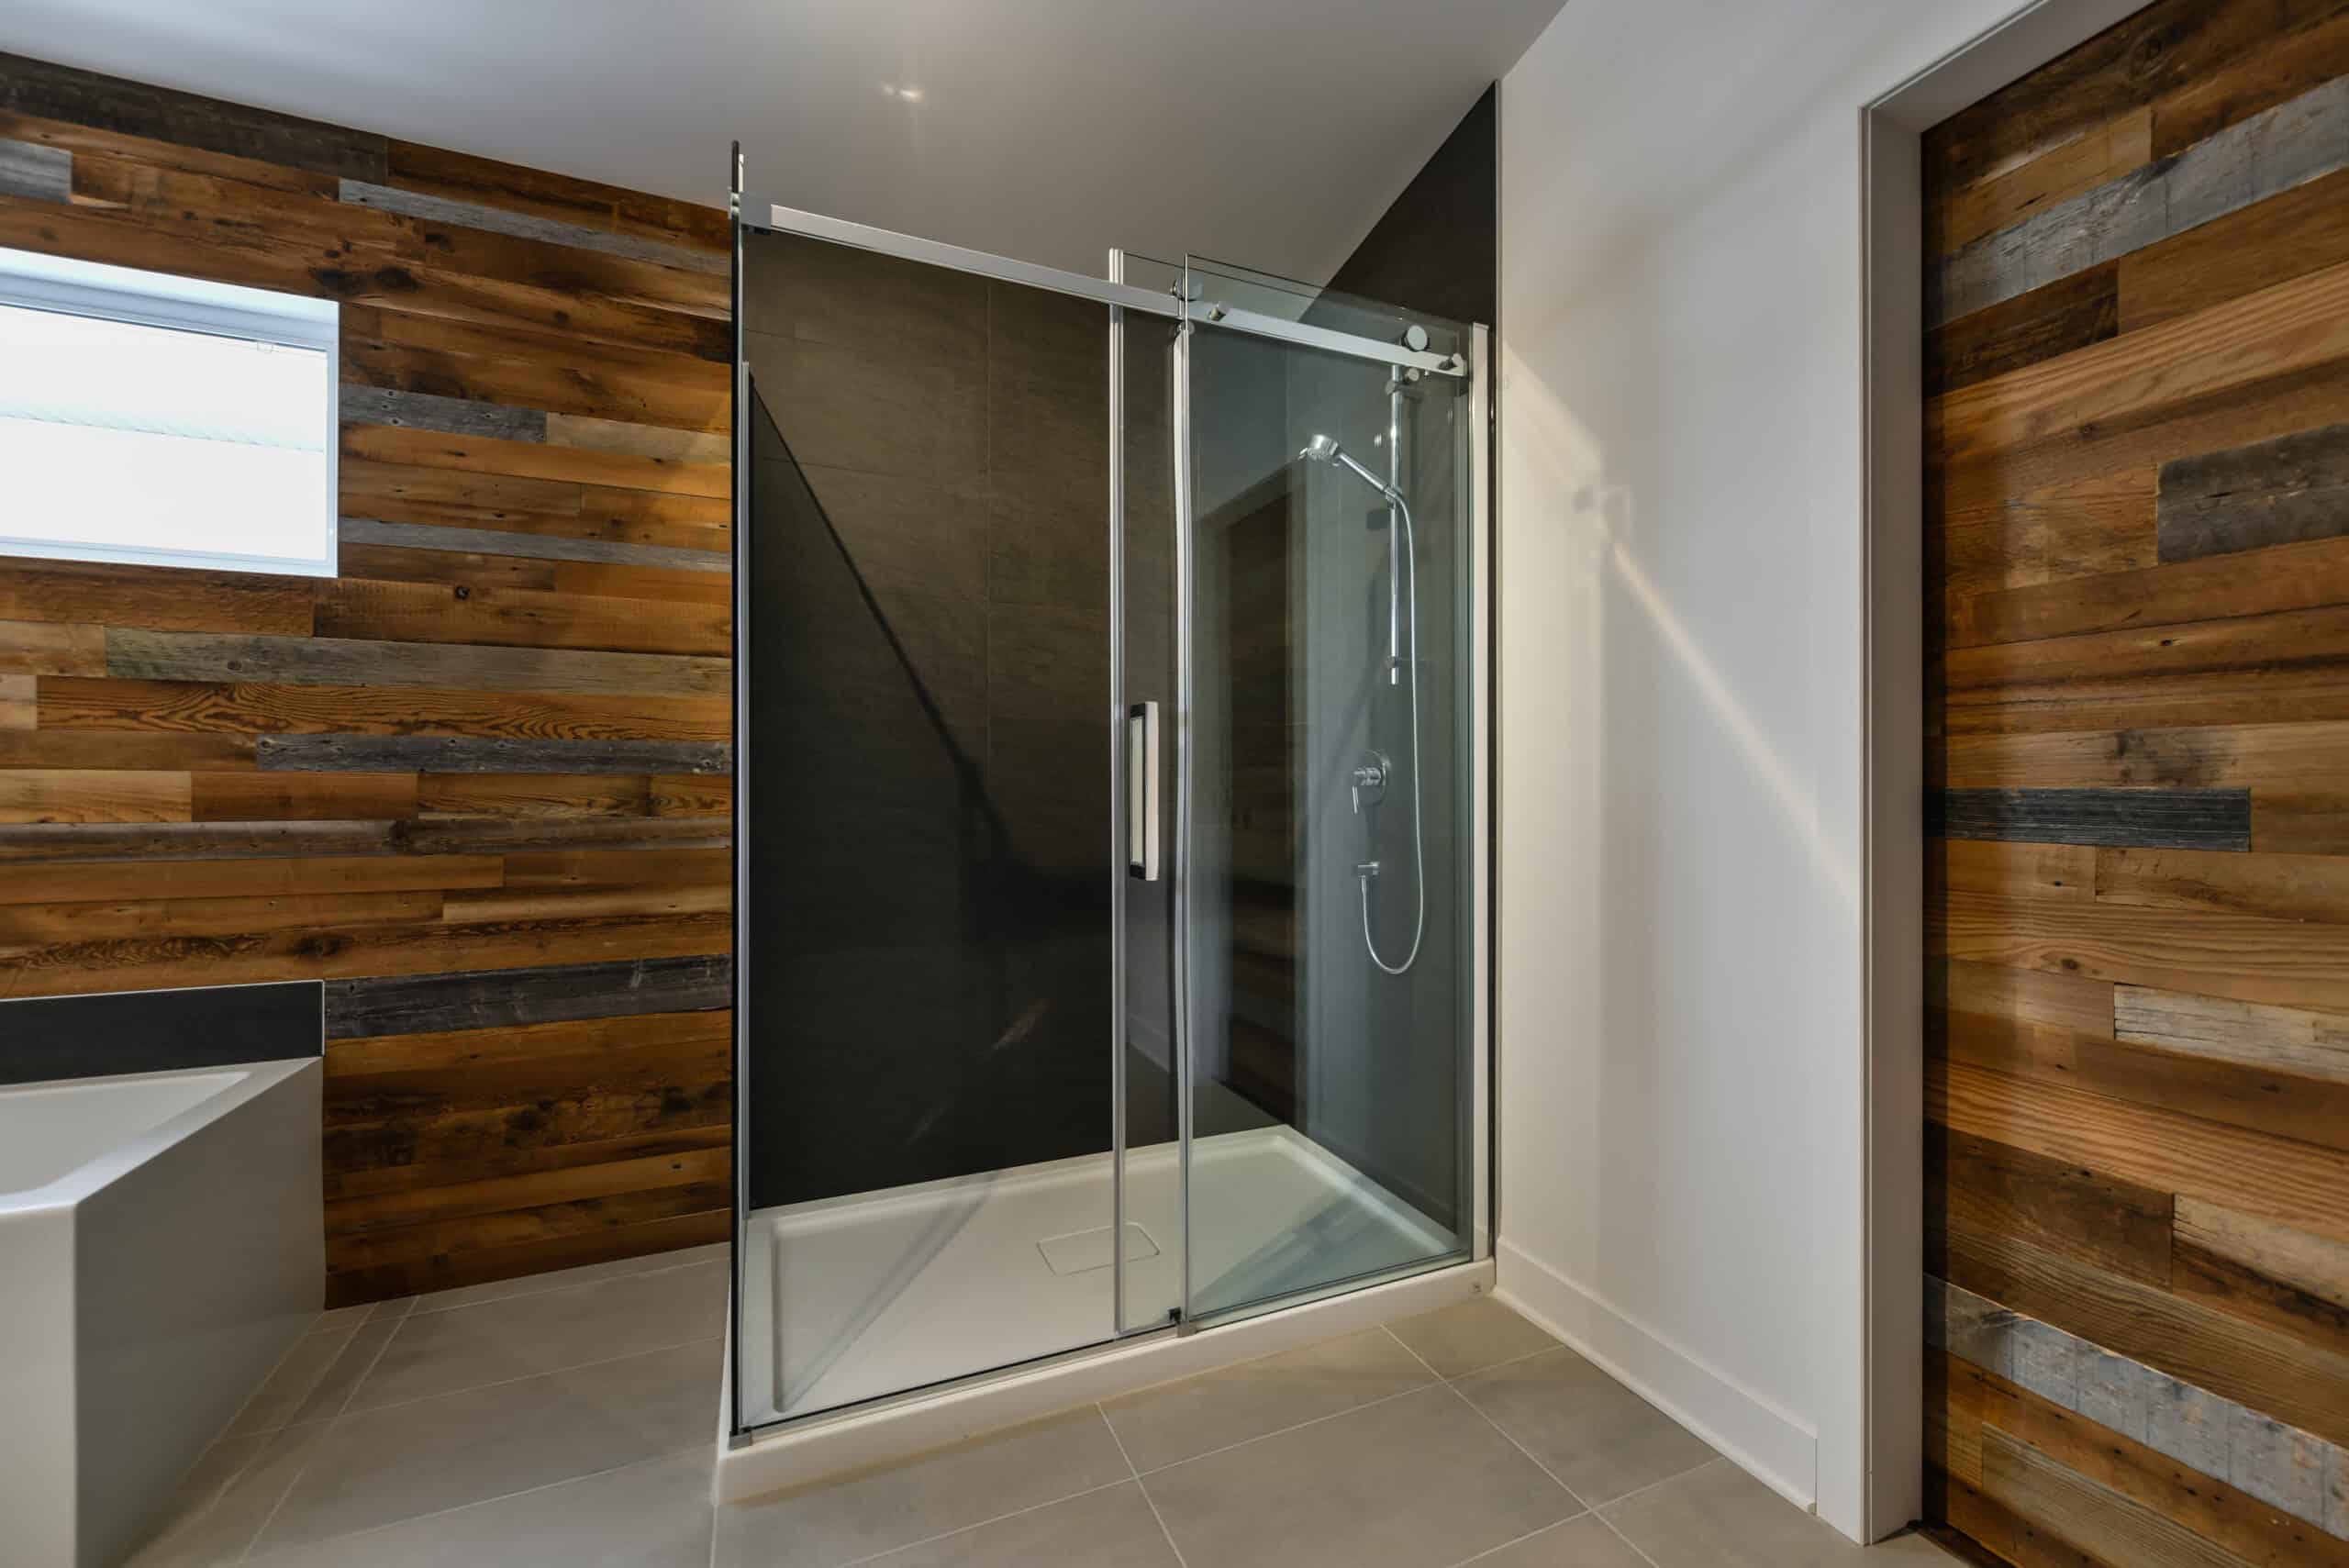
{"left": 1361, "top": 490, "right": 1425, "bottom": 976}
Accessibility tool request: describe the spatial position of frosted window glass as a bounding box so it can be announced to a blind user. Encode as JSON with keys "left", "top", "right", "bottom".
{"left": 0, "top": 286, "right": 336, "bottom": 576}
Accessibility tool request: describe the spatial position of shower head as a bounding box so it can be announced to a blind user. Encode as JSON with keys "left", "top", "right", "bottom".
{"left": 1297, "top": 434, "right": 1403, "bottom": 506}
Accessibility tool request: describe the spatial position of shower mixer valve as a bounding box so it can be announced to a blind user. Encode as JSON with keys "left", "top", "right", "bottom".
{"left": 1350, "top": 753, "right": 1390, "bottom": 814}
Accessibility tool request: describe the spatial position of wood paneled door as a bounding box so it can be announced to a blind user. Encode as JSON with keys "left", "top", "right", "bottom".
{"left": 0, "top": 52, "right": 734, "bottom": 1305}
{"left": 1921, "top": 2, "right": 2349, "bottom": 1562}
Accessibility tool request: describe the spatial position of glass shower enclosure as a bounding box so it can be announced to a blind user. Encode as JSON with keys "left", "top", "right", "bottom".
{"left": 729, "top": 199, "right": 1489, "bottom": 1435}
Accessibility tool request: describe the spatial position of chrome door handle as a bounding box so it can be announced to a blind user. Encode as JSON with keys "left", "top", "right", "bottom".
{"left": 1129, "top": 701, "right": 1161, "bottom": 881}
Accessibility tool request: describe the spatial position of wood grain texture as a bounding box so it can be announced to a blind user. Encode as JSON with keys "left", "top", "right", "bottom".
{"left": 0, "top": 52, "right": 733, "bottom": 1304}
{"left": 1928, "top": 17, "right": 2349, "bottom": 1549}
{"left": 1930, "top": 789, "right": 2250, "bottom": 849}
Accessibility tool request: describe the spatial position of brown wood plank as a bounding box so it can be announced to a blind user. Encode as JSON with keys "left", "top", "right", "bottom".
{"left": 384, "top": 140, "right": 729, "bottom": 254}
{"left": 1931, "top": 1059, "right": 2349, "bottom": 1247}
{"left": 105, "top": 628, "right": 729, "bottom": 698}
{"left": 314, "top": 578, "right": 729, "bottom": 657}
{"left": 188, "top": 772, "right": 420, "bottom": 823}
{"left": 2114, "top": 985, "right": 2349, "bottom": 1087}
{"left": 1976, "top": 1362, "right": 2347, "bottom": 1567}
{"left": 1948, "top": 532, "right": 2349, "bottom": 650}
{"left": 326, "top": 1008, "right": 731, "bottom": 1077}
{"left": 0, "top": 617, "right": 104, "bottom": 675}
{"left": 1928, "top": 263, "right": 2121, "bottom": 399}
{"left": 2152, "top": 6, "right": 2349, "bottom": 159}
{"left": 326, "top": 1145, "right": 729, "bottom": 1234}
{"left": 342, "top": 418, "right": 727, "bottom": 498}
{"left": 1940, "top": 721, "right": 2349, "bottom": 791}
{"left": 0, "top": 110, "right": 338, "bottom": 195}
{"left": 1921, "top": 0, "right": 2304, "bottom": 192}
{"left": 1929, "top": 1124, "right": 2175, "bottom": 1287}
{"left": 1931, "top": 112, "right": 2153, "bottom": 261}
{"left": 322, "top": 1177, "right": 729, "bottom": 1276}
{"left": 543, "top": 411, "right": 729, "bottom": 464}
{"left": 648, "top": 774, "right": 729, "bottom": 817}
{"left": 0, "top": 769, "right": 188, "bottom": 824}
{"left": 0, "top": 890, "right": 442, "bottom": 948}
{"left": 0, "top": 556, "right": 314, "bottom": 637}
{"left": 1945, "top": 1220, "right": 2349, "bottom": 1453}
{"left": 1930, "top": 465, "right": 2157, "bottom": 604}
{"left": 2121, "top": 164, "right": 2349, "bottom": 332}
{"left": 40, "top": 675, "right": 728, "bottom": 742}
{"left": 0, "top": 852, "right": 502, "bottom": 906}
{"left": 1935, "top": 887, "right": 2349, "bottom": 1012}
{"left": 2173, "top": 1195, "right": 2349, "bottom": 1352}
{"left": 0, "top": 908, "right": 729, "bottom": 998}
{"left": 417, "top": 773, "right": 653, "bottom": 818}
{"left": 1932, "top": 840, "right": 2098, "bottom": 900}
{"left": 2096, "top": 846, "right": 2349, "bottom": 923}
{"left": 0, "top": 50, "right": 387, "bottom": 179}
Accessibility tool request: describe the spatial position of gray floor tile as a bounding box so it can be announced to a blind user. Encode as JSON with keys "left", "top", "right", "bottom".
{"left": 227, "top": 1326, "right": 361, "bottom": 1436}
{"left": 128, "top": 1423, "right": 332, "bottom": 1567}
{"left": 248, "top": 1338, "right": 721, "bottom": 1555}
{"left": 1456, "top": 1348, "right": 1717, "bottom": 1507}
{"left": 347, "top": 1261, "right": 726, "bottom": 1410}
{"left": 1139, "top": 1384, "right": 1576, "bottom": 1568}
{"left": 408, "top": 1243, "right": 728, "bottom": 1316}
{"left": 858, "top": 1481, "right": 1181, "bottom": 1568}
{"left": 1386, "top": 1296, "right": 1563, "bottom": 1379}
{"left": 243, "top": 1447, "right": 715, "bottom": 1568}
{"left": 714, "top": 1407, "right": 1133, "bottom": 1568}
{"left": 1456, "top": 1515, "right": 1643, "bottom": 1567}
{"left": 123, "top": 1432, "right": 274, "bottom": 1568}
{"left": 1103, "top": 1326, "right": 1435, "bottom": 1473}
{"left": 1601, "top": 1459, "right": 1948, "bottom": 1566}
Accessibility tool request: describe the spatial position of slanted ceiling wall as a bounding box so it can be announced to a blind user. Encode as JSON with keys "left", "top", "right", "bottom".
{"left": 0, "top": 52, "right": 734, "bottom": 1305}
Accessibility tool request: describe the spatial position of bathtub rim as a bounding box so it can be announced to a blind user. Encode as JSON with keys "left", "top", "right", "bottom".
{"left": 0, "top": 1056, "right": 317, "bottom": 1218}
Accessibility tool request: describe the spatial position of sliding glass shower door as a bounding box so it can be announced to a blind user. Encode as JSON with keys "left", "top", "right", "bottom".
{"left": 732, "top": 207, "right": 1485, "bottom": 1437}
{"left": 1158, "top": 261, "right": 1477, "bottom": 1326}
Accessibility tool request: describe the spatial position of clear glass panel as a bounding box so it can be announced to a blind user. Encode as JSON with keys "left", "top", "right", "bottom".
{"left": 1180, "top": 267, "right": 1474, "bottom": 1324}
{"left": 737, "top": 229, "right": 1119, "bottom": 1425}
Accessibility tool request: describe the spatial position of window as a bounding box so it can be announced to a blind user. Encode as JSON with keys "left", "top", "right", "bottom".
{"left": 0, "top": 245, "right": 339, "bottom": 578}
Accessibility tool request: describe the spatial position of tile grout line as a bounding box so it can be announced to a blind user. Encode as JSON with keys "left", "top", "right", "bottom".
{"left": 1101, "top": 1402, "right": 1192, "bottom": 1568}
{"left": 403, "top": 1253, "right": 729, "bottom": 1320}
{"left": 824, "top": 1476, "right": 1143, "bottom": 1568}
{"left": 333, "top": 1333, "right": 728, "bottom": 1421}
{"left": 229, "top": 1304, "right": 412, "bottom": 1562}
{"left": 234, "top": 1443, "right": 717, "bottom": 1565}
{"left": 1436, "top": 1514, "right": 1590, "bottom": 1568}
{"left": 1429, "top": 1374, "right": 1635, "bottom": 1562}
{"left": 1129, "top": 1378, "right": 1441, "bottom": 1479}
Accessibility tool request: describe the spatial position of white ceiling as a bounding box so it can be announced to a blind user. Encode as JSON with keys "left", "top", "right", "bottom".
{"left": 1, "top": 0, "right": 1563, "bottom": 284}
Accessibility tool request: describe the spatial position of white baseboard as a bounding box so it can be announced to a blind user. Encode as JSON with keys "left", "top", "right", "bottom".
{"left": 1494, "top": 1240, "right": 1818, "bottom": 1510}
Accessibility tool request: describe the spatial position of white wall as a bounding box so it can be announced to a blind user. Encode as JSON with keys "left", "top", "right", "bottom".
{"left": 1493, "top": 0, "right": 2116, "bottom": 1540}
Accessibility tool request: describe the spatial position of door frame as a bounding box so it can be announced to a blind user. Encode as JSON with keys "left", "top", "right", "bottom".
{"left": 1858, "top": 0, "right": 2153, "bottom": 1538}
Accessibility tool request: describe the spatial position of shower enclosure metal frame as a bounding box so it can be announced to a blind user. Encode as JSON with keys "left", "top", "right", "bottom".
{"left": 728, "top": 195, "right": 1494, "bottom": 1441}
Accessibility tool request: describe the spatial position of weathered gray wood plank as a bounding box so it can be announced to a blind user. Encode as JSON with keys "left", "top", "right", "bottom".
{"left": 0, "top": 817, "right": 730, "bottom": 863}
{"left": 2158, "top": 421, "right": 2349, "bottom": 562}
{"left": 1925, "top": 1271, "right": 2348, "bottom": 1534}
{"left": 339, "top": 517, "right": 729, "bottom": 574}
{"left": 1930, "top": 72, "right": 2349, "bottom": 326}
{"left": 1929, "top": 787, "right": 2251, "bottom": 849}
{"left": 338, "top": 386, "right": 547, "bottom": 443}
{"left": 2114, "top": 985, "right": 2349, "bottom": 1087}
{"left": 256, "top": 735, "right": 732, "bottom": 774}
{"left": 0, "top": 136, "right": 69, "bottom": 203}
{"left": 107, "top": 627, "right": 729, "bottom": 695}
{"left": 324, "top": 954, "right": 731, "bottom": 1039}
{"left": 0, "top": 51, "right": 386, "bottom": 181}
{"left": 338, "top": 179, "right": 729, "bottom": 276}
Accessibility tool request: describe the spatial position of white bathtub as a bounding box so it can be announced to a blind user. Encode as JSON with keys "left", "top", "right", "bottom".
{"left": 0, "top": 1058, "right": 322, "bottom": 1568}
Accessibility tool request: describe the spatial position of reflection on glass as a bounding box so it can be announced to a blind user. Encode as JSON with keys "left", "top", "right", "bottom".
{"left": 1180, "top": 269, "right": 1473, "bottom": 1323}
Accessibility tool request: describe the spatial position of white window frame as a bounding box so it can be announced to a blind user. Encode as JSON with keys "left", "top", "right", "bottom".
{"left": 0, "top": 246, "right": 340, "bottom": 578}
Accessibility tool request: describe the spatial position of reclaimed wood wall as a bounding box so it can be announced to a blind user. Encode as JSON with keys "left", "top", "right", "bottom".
{"left": 0, "top": 53, "right": 735, "bottom": 1305}
{"left": 1922, "top": 1, "right": 2349, "bottom": 1560}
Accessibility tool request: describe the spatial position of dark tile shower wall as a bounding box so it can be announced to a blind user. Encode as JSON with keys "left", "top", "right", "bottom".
{"left": 742, "top": 233, "right": 1115, "bottom": 1207}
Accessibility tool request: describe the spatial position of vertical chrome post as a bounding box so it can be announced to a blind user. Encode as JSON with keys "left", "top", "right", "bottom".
{"left": 1171, "top": 282, "right": 1196, "bottom": 1330}
{"left": 1468, "top": 322, "right": 1493, "bottom": 1262}
{"left": 1107, "top": 249, "right": 1128, "bottom": 1339}
{"left": 726, "top": 139, "right": 751, "bottom": 1435}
